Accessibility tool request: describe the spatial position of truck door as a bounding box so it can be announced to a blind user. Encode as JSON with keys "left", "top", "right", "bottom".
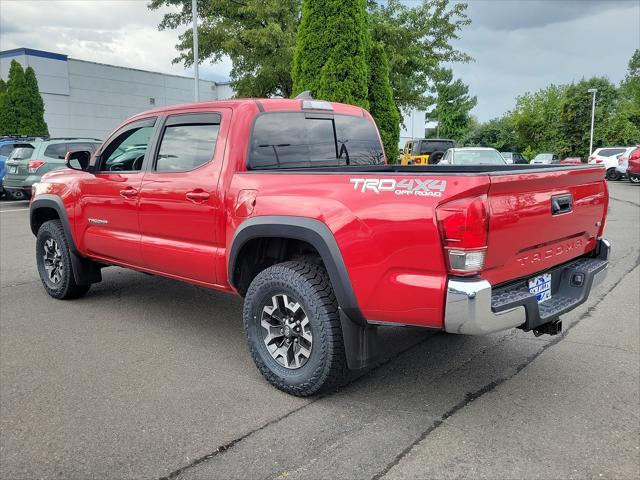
{"left": 137, "top": 110, "right": 229, "bottom": 285}
{"left": 76, "top": 118, "right": 156, "bottom": 266}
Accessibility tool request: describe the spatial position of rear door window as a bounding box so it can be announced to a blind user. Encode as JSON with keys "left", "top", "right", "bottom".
{"left": 154, "top": 114, "right": 220, "bottom": 172}
{"left": 248, "top": 112, "right": 384, "bottom": 169}
{"left": 44, "top": 143, "right": 68, "bottom": 159}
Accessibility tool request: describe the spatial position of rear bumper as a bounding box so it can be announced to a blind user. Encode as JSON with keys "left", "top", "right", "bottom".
{"left": 444, "top": 238, "right": 610, "bottom": 335}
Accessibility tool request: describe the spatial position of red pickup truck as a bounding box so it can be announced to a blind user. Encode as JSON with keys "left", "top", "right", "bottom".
{"left": 30, "top": 98, "right": 610, "bottom": 396}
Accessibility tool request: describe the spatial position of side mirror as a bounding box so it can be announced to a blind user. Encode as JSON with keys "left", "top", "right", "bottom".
{"left": 65, "top": 150, "right": 92, "bottom": 171}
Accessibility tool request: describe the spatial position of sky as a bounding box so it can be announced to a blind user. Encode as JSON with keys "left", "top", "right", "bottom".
{"left": 0, "top": 0, "right": 639, "bottom": 121}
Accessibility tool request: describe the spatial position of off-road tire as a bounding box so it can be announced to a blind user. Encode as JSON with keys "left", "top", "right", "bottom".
{"left": 429, "top": 150, "right": 445, "bottom": 165}
{"left": 36, "top": 220, "right": 90, "bottom": 299}
{"left": 606, "top": 168, "right": 621, "bottom": 181}
{"left": 243, "top": 260, "right": 348, "bottom": 396}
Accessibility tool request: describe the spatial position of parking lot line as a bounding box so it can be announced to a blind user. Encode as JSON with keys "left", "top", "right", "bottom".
{"left": 0, "top": 208, "right": 30, "bottom": 213}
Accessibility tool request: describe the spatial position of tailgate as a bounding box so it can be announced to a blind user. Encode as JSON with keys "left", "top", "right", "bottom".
{"left": 483, "top": 167, "right": 607, "bottom": 285}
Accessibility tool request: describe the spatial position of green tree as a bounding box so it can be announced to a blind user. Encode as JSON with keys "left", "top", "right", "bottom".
{"left": 368, "top": 0, "right": 472, "bottom": 112}
{"left": 605, "top": 49, "right": 640, "bottom": 145}
{"left": 293, "top": 0, "right": 370, "bottom": 108}
{"left": 150, "top": 0, "right": 471, "bottom": 111}
{"left": 0, "top": 60, "right": 26, "bottom": 135}
{"left": 368, "top": 42, "right": 400, "bottom": 161}
{"left": 426, "top": 67, "right": 476, "bottom": 142}
{"left": 148, "top": 0, "right": 300, "bottom": 98}
{"left": 22, "top": 67, "right": 49, "bottom": 137}
{"left": 559, "top": 77, "right": 617, "bottom": 157}
{"left": 0, "top": 78, "right": 6, "bottom": 93}
{"left": 511, "top": 84, "right": 566, "bottom": 154}
{"left": 462, "top": 115, "right": 517, "bottom": 151}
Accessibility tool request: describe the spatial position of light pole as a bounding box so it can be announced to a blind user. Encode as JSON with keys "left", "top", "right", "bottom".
{"left": 192, "top": 0, "right": 199, "bottom": 102}
{"left": 587, "top": 88, "right": 597, "bottom": 157}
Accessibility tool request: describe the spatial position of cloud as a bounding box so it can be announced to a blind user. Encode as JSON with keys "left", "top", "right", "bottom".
{"left": 0, "top": 0, "right": 232, "bottom": 82}
{"left": 467, "top": 0, "right": 634, "bottom": 31}
{"left": 451, "top": 0, "right": 640, "bottom": 120}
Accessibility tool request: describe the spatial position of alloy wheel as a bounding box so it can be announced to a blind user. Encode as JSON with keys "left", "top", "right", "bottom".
{"left": 261, "top": 294, "right": 313, "bottom": 369}
{"left": 43, "top": 238, "right": 63, "bottom": 284}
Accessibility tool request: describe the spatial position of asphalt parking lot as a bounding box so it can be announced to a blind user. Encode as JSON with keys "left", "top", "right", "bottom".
{"left": 1, "top": 182, "right": 639, "bottom": 480}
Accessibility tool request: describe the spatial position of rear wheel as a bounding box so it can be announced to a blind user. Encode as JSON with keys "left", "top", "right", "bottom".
{"left": 243, "top": 260, "right": 347, "bottom": 396}
{"left": 36, "top": 220, "right": 90, "bottom": 299}
{"left": 5, "top": 189, "right": 26, "bottom": 201}
{"left": 629, "top": 173, "right": 640, "bottom": 184}
{"left": 606, "top": 168, "right": 622, "bottom": 181}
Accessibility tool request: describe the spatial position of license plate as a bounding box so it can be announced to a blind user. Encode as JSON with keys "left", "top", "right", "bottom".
{"left": 529, "top": 273, "right": 552, "bottom": 303}
{"left": 9, "top": 166, "right": 18, "bottom": 174}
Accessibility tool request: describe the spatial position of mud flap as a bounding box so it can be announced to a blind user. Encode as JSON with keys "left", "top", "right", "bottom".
{"left": 339, "top": 310, "right": 379, "bottom": 370}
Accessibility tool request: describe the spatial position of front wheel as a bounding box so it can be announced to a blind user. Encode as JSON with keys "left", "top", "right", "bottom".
{"left": 606, "top": 168, "right": 622, "bottom": 181}
{"left": 629, "top": 173, "right": 640, "bottom": 184}
{"left": 36, "top": 220, "right": 90, "bottom": 299}
{"left": 243, "top": 260, "right": 347, "bottom": 396}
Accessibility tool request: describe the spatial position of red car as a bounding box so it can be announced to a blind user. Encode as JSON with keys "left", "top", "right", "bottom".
{"left": 29, "top": 98, "right": 610, "bottom": 395}
{"left": 627, "top": 145, "right": 640, "bottom": 183}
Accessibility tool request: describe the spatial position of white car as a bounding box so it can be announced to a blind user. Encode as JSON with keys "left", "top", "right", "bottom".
{"left": 588, "top": 147, "right": 631, "bottom": 180}
{"left": 439, "top": 147, "right": 507, "bottom": 165}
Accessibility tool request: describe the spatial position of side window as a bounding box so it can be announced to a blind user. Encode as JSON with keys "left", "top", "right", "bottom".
{"left": 0, "top": 144, "right": 14, "bottom": 156}
{"left": 71, "top": 142, "right": 100, "bottom": 153}
{"left": 99, "top": 123, "right": 155, "bottom": 172}
{"left": 155, "top": 116, "right": 220, "bottom": 172}
{"left": 44, "top": 143, "right": 68, "bottom": 159}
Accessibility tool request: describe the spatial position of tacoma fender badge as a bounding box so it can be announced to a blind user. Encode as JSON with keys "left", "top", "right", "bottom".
{"left": 88, "top": 218, "right": 108, "bottom": 225}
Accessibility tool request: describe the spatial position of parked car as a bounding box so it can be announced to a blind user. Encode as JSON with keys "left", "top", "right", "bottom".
{"left": 439, "top": 147, "right": 507, "bottom": 165}
{"left": 531, "top": 153, "right": 560, "bottom": 164}
{"left": 588, "top": 146, "right": 631, "bottom": 180}
{"left": 0, "top": 137, "right": 41, "bottom": 198}
{"left": 615, "top": 146, "right": 638, "bottom": 179}
{"left": 560, "top": 157, "right": 583, "bottom": 165}
{"left": 626, "top": 145, "right": 640, "bottom": 184}
{"left": 400, "top": 138, "right": 455, "bottom": 165}
{"left": 30, "top": 97, "right": 610, "bottom": 396}
{"left": 2, "top": 138, "right": 101, "bottom": 199}
{"left": 500, "top": 152, "right": 528, "bottom": 164}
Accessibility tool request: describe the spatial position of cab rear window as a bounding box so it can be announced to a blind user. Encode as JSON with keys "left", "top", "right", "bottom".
{"left": 248, "top": 112, "right": 384, "bottom": 169}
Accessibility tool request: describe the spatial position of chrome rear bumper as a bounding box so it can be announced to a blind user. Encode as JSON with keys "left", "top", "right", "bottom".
{"left": 444, "top": 238, "right": 610, "bottom": 335}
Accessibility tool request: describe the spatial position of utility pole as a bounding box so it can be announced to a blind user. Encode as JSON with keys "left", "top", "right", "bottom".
{"left": 588, "top": 88, "right": 597, "bottom": 156}
{"left": 192, "top": 0, "right": 199, "bottom": 102}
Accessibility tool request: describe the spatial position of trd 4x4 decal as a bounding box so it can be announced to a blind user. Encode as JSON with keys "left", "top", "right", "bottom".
{"left": 349, "top": 178, "right": 447, "bottom": 197}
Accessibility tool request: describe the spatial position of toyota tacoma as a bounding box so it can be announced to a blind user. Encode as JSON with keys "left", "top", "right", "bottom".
{"left": 29, "top": 97, "right": 610, "bottom": 396}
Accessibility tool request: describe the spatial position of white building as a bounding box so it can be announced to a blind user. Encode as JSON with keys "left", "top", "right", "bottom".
{"left": 0, "top": 48, "right": 234, "bottom": 139}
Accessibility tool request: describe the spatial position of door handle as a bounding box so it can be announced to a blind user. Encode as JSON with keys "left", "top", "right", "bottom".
{"left": 120, "top": 187, "right": 138, "bottom": 198}
{"left": 186, "top": 190, "right": 210, "bottom": 202}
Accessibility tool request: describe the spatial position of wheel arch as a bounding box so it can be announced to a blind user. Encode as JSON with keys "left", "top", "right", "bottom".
{"left": 30, "top": 194, "right": 101, "bottom": 285}
{"left": 228, "top": 216, "right": 366, "bottom": 326}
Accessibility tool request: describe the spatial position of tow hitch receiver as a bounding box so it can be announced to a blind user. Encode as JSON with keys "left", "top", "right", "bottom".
{"left": 533, "top": 320, "right": 562, "bottom": 337}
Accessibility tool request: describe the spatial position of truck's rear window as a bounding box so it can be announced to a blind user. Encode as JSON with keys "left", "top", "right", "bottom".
{"left": 248, "top": 112, "right": 385, "bottom": 169}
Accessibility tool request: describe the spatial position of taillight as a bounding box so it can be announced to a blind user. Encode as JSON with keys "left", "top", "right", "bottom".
{"left": 28, "top": 160, "right": 45, "bottom": 173}
{"left": 595, "top": 158, "right": 604, "bottom": 163}
{"left": 436, "top": 195, "right": 489, "bottom": 275}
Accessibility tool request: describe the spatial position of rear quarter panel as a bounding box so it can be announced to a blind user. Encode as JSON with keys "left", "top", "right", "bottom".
{"left": 227, "top": 172, "right": 491, "bottom": 328}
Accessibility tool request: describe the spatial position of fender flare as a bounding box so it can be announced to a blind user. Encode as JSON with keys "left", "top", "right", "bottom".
{"left": 228, "top": 216, "right": 367, "bottom": 326}
{"left": 30, "top": 195, "right": 101, "bottom": 285}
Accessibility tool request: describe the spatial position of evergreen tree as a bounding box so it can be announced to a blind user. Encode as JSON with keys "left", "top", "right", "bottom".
{"left": 0, "top": 78, "right": 6, "bottom": 93}
{"left": 426, "top": 68, "right": 477, "bottom": 142}
{"left": 368, "top": 42, "right": 400, "bottom": 162}
{"left": 0, "top": 61, "right": 49, "bottom": 136}
{"left": 22, "top": 67, "right": 49, "bottom": 137}
{"left": 292, "top": 0, "right": 370, "bottom": 109}
{"left": 0, "top": 60, "right": 25, "bottom": 135}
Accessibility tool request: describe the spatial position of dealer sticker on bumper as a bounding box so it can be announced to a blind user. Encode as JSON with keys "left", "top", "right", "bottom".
{"left": 529, "top": 273, "right": 552, "bottom": 303}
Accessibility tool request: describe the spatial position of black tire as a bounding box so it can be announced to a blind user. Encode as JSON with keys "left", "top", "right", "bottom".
{"left": 243, "top": 260, "right": 347, "bottom": 396}
{"left": 606, "top": 168, "right": 621, "bottom": 181}
{"left": 429, "top": 150, "right": 445, "bottom": 165}
{"left": 5, "top": 189, "right": 26, "bottom": 201}
{"left": 629, "top": 173, "right": 640, "bottom": 184}
{"left": 36, "top": 220, "right": 91, "bottom": 299}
